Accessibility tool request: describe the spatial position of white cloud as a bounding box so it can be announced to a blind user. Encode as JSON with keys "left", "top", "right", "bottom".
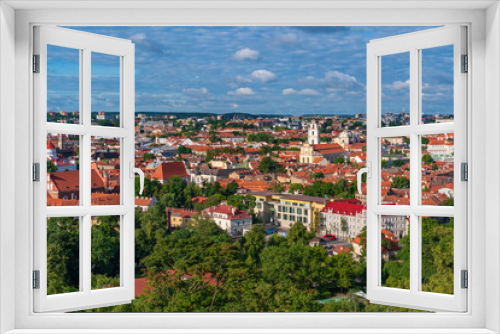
{"left": 275, "top": 33, "right": 298, "bottom": 46}
{"left": 232, "top": 48, "right": 260, "bottom": 61}
{"left": 304, "top": 70, "right": 359, "bottom": 89}
{"left": 282, "top": 88, "right": 321, "bottom": 96}
{"left": 236, "top": 75, "right": 252, "bottom": 84}
{"left": 228, "top": 87, "right": 256, "bottom": 95}
{"left": 385, "top": 79, "right": 410, "bottom": 91}
{"left": 130, "top": 33, "right": 146, "bottom": 41}
{"left": 183, "top": 87, "right": 209, "bottom": 95}
{"left": 282, "top": 88, "right": 297, "bottom": 95}
{"left": 230, "top": 103, "right": 239, "bottom": 108}
{"left": 249, "top": 69, "right": 277, "bottom": 83}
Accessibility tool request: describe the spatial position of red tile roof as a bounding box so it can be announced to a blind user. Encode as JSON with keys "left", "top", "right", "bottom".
{"left": 205, "top": 205, "right": 251, "bottom": 220}
{"left": 49, "top": 170, "right": 104, "bottom": 192}
{"left": 333, "top": 245, "right": 351, "bottom": 254}
{"left": 151, "top": 162, "right": 189, "bottom": 181}
{"left": 321, "top": 200, "right": 365, "bottom": 216}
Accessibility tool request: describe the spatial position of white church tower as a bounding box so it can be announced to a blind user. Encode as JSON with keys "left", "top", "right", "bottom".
{"left": 308, "top": 121, "right": 320, "bottom": 145}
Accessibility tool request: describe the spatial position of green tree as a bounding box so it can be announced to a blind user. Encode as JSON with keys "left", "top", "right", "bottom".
{"left": 243, "top": 225, "right": 266, "bottom": 262}
{"left": 320, "top": 137, "right": 333, "bottom": 143}
{"left": 340, "top": 217, "right": 348, "bottom": 240}
{"left": 288, "top": 183, "right": 304, "bottom": 194}
{"left": 204, "top": 182, "right": 222, "bottom": 197}
{"left": 442, "top": 196, "right": 454, "bottom": 206}
{"left": 391, "top": 176, "right": 410, "bottom": 189}
{"left": 224, "top": 181, "right": 239, "bottom": 196}
{"left": 287, "top": 221, "right": 310, "bottom": 245}
{"left": 47, "top": 160, "right": 58, "bottom": 173}
{"left": 91, "top": 216, "right": 121, "bottom": 278}
{"left": 422, "top": 154, "right": 434, "bottom": 164}
{"left": 272, "top": 183, "right": 286, "bottom": 193}
{"left": 47, "top": 217, "right": 80, "bottom": 295}
{"left": 312, "top": 172, "right": 325, "bottom": 179}
{"left": 160, "top": 176, "right": 188, "bottom": 208}
{"left": 333, "top": 156, "right": 345, "bottom": 164}
{"left": 259, "top": 157, "right": 278, "bottom": 174}
{"left": 135, "top": 176, "right": 162, "bottom": 197}
{"left": 177, "top": 145, "right": 192, "bottom": 155}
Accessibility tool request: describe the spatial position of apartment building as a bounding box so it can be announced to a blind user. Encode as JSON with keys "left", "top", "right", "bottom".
{"left": 321, "top": 200, "right": 408, "bottom": 240}
{"left": 251, "top": 191, "right": 329, "bottom": 231}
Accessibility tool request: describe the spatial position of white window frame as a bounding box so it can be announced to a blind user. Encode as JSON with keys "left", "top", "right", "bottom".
{"left": 0, "top": 1, "right": 498, "bottom": 333}
{"left": 366, "top": 26, "right": 467, "bottom": 312}
{"left": 33, "top": 25, "right": 136, "bottom": 313}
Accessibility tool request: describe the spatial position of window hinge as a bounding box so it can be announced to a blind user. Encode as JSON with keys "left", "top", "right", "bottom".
{"left": 33, "top": 54, "right": 40, "bottom": 73}
{"left": 461, "top": 270, "right": 468, "bottom": 289}
{"left": 33, "top": 270, "right": 40, "bottom": 289}
{"left": 461, "top": 54, "right": 468, "bottom": 73}
{"left": 33, "top": 163, "right": 40, "bottom": 182}
{"left": 461, "top": 162, "right": 468, "bottom": 181}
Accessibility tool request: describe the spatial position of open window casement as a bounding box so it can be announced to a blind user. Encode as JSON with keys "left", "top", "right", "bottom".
{"left": 365, "top": 26, "right": 467, "bottom": 312}
{"left": 33, "top": 26, "right": 136, "bottom": 312}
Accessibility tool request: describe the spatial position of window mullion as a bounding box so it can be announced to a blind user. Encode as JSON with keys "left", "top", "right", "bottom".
{"left": 409, "top": 47, "right": 420, "bottom": 294}
{"left": 82, "top": 47, "right": 92, "bottom": 294}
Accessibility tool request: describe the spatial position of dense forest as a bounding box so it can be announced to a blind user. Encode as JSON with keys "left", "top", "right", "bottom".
{"left": 46, "top": 177, "right": 454, "bottom": 312}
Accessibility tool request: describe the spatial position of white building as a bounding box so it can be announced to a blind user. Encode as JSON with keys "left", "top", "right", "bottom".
{"left": 308, "top": 121, "right": 320, "bottom": 145}
{"left": 204, "top": 205, "right": 252, "bottom": 236}
{"left": 321, "top": 199, "right": 408, "bottom": 240}
{"left": 425, "top": 135, "right": 455, "bottom": 157}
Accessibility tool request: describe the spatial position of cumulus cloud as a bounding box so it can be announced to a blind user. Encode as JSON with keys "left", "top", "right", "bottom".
{"left": 282, "top": 88, "right": 321, "bottom": 96}
{"left": 230, "top": 103, "right": 239, "bottom": 108}
{"left": 228, "top": 87, "right": 256, "bottom": 95}
{"left": 249, "top": 69, "right": 277, "bottom": 83}
{"left": 232, "top": 48, "right": 260, "bottom": 61}
{"left": 385, "top": 80, "right": 410, "bottom": 91}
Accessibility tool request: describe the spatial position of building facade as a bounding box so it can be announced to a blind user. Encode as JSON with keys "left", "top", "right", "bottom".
{"left": 204, "top": 205, "right": 252, "bottom": 236}
{"left": 320, "top": 200, "right": 409, "bottom": 240}
{"left": 251, "top": 192, "right": 328, "bottom": 231}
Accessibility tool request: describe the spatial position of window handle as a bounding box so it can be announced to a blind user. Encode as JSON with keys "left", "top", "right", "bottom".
{"left": 357, "top": 162, "right": 371, "bottom": 194}
{"left": 130, "top": 162, "right": 144, "bottom": 195}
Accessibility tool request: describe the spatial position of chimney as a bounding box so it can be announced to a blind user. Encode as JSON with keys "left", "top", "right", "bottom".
{"left": 232, "top": 206, "right": 237, "bottom": 215}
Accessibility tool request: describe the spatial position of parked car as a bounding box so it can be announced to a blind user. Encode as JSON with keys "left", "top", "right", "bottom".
{"left": 323, "top": 234, "right": 336, "bottom": 240}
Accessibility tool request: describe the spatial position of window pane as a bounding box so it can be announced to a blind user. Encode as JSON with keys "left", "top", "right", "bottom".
{"left": 381, "top": 52, "right": 410, "bottom": 127}
{"left": 47, "top": 217, "right": 80, "bottom": 295}
{"left": 47, "top": 133, "right": 80, "bottom": 206}
{"left": 421, "top": 45, "right": 454, "bottom": 124}
{"left": 91, "top": 52, "right": 120, "bottom": 127}
{"left": 381, "top": 137, "right": 410, "bottom": 205}
{"left": 421, "top": 133, "right": 454, "bottom": 206}
{"left": 421, "top": 216, "right": 454, "bottom": 294}
{"left": 381, "top": 215, "right": 410, "bottom": 290}
{"left": 91, "top": 136, "right": 120, "bottom": 205}
{"left": 91, "top": 215, "right": 121, "bottom": 290}
{"left": 47, "top": 45, "right": 80, "bottom": 124}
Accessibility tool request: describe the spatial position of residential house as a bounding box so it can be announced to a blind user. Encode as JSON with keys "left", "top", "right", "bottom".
{"left": 203, "top": 205, "right": 252, "bottom": 236}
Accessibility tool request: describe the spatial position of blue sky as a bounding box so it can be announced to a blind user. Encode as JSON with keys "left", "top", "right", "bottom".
{"left": 47, "top": 26, "right": 454, "bottom": 116}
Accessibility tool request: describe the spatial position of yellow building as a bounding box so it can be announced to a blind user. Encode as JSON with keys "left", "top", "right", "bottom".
{"left": 166, "top": 208, "right": 197, "bottom": 229}
{"left": 252, "top": 191, "right": 328, "bottom": 232}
